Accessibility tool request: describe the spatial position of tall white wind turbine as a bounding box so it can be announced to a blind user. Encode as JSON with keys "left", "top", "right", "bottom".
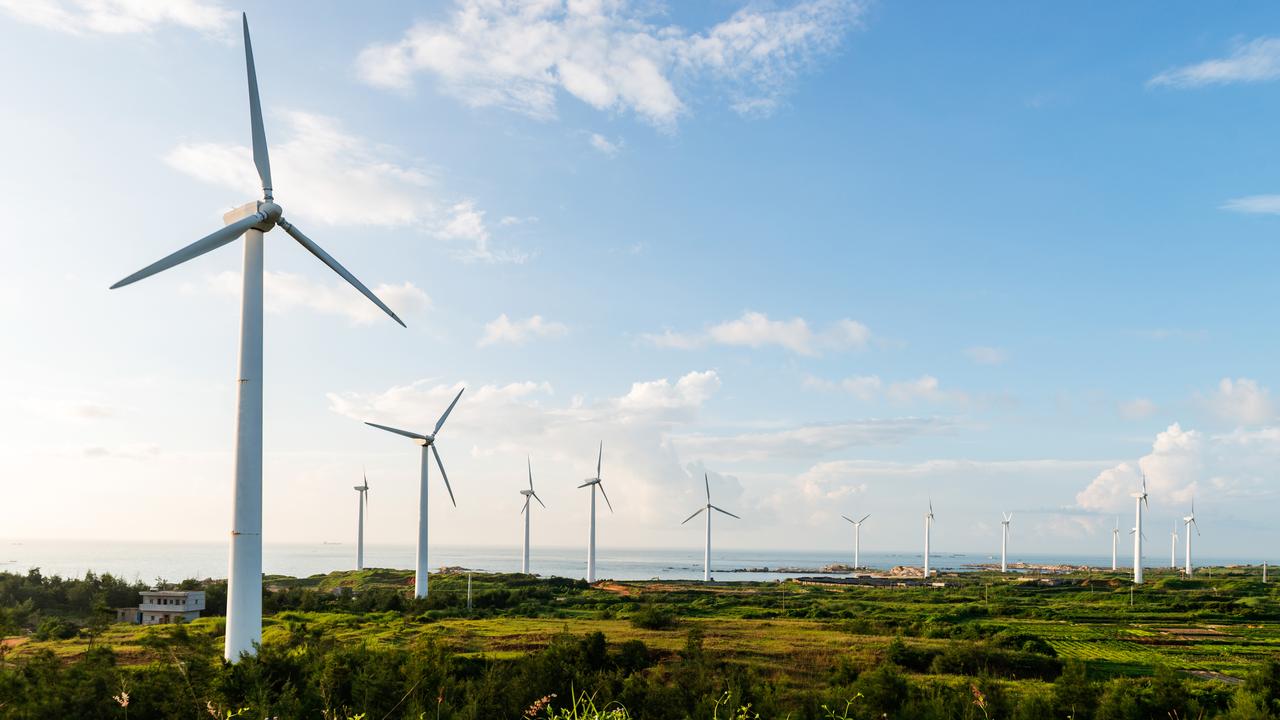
{"left": 1170, "top": 520, "right": 1178, "bottom": 569}
{"left": 1132, "top": 475, "right": 1148, "bottom": 584}
{"left": 841, "top": 513, "right": 870, "bottom": 569}
{"left": 1111, "top": 517, "right": 1119, "bottom": 571}
{"left": 520, "top": 457, "right": 546, "bottom": 574}
{"left": 682, "top": 473, "right": 740, "bottom": 582}
{"left": 365, "top": 388, "right": 465, "bottom": 599}
{"left": 1183, "top": 499, "right": 1200, "bottom": 577}
{"left": 355, "top": 474, "right": 369, "bottom": 571}
{"left": 1000, "top": 512, "right": 1012, "bottom": 573}
{"left": 109, "top": 14, "right": 404, "bottom": 662}
{"left": 923, "top": 500, "right": 935, "bottom": 578}
{"left": 578, "top": 443, "right": 613, "bottom": 583}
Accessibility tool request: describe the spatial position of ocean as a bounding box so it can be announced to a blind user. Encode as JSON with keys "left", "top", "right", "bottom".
{"left": 0, "top": 539, "right": 1258, "bottom": 583}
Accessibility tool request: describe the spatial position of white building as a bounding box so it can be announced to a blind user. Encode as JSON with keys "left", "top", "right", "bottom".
{"left": 116, "top": 590, "right": 206, "bottom": 625}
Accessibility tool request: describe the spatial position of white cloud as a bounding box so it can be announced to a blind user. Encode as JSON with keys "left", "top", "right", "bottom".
{"left": 165, "top": 110, "right": 527, "bottom": 262}
{"left": 589, "top": 133, "right": 623, "bottom": 156}
{"left": 479, "top": 314, "right": 569, "bottom": 346}
{"left": 200, "top": 271, "right": 431, "bottom": 325}
{"left": 1150, "top": 37, "right": 1280, "bottom": 88}
{"left": 1204, "top": 377, "right": 1273, "bottom": 425}
{"left": 965, "top": 346, "right": 1006, "bottom": 365}
{"left": 1119, "top": 397, "right": 1158, "bottom": 420}
{"left": 1076, "top": 423, "right": 1203, "bottom": 511}
{"left": 619, "top": 370, "right": 720, "bottom": 411}
{"left": 647, "top": 311, "right": 871, "bottom": 356}
{"left": 674, "top": 417, "right": 954, "bottom": 463}
{"left": 356, "top": 0, "right": 864, "bottom": 127}
{"left": 0, "top": 0, "right": 234, "bottom": 37}
{"left": 804, "top": 374, "right": 965, "bottom": 405}
{"left": 1221, "top": 194, "right": 1280, "bottom": 215}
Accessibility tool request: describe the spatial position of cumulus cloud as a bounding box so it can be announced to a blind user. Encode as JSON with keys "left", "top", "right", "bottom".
{"left": 200, "top": 271, "right": 431, "bottom": 325}
{"left": 1150, "top": 37, "right": 1280, "bottom": 88}
{"left": 165, "top": 110, "right": 526, "bottom": 262}
{"left": 647, "top": 311, "right": 871, "bottom": 356}
{"left": 1076, "top": 423, "right": 1203, "bottom": 511}
{"left": 356, "top": 0, "right": 864, "bottom": 127}
{"left": 1203, "top": 377, "right": 1273, "bottom": 425}
{"left": 479, "top": 314, "right": 569, "bottom": 347}
{"left": 0, "top": 0, "right": 234, "bottom": 37}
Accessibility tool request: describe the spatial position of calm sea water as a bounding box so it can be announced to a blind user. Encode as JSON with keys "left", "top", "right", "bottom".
{"left": 0, "top": 539, "right": 1258, "bottom": 583}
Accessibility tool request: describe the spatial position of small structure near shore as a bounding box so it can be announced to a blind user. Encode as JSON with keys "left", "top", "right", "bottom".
{"left": 116, "top": 590, "right": 206, "bottom": 625}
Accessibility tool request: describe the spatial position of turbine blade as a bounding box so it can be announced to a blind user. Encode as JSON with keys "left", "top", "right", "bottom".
{"left": 364, "top": 421, "right": 427, "bottom": 441}
{"left": 577, "top": 480, "right": 597, "bottom": 489}
{"left": 110, "top": 215, "right": 261, "bottom": 289}
{"left": 431, "top": 444, "right": 456, "bottom": 507}
{"left": 712, "top": 505, "right": 740, "bottom": 519}
{"left": 841, "top": 514, "right": 855, "bottom": 525}
{"left": 532, "top": 492, "right": 546, "bottom": 509}
{"left": 596, "top": 441, "right": 603, "bottom": 479}
{"left": 521, "top": 496, "right": 529, "bottom": 514}
{"left": 704, "top": 473, "right": 710, "bottom": 502}
{"left": 597, "top": 482, "right": 613, "bottom": 513}
{"left": 242, "top": 13, "right": 272, "bottom": 198}
{"left": 682, "top": 507, "right": 706, "bottom": 524}
{"left": 858, "top": 514, "right": 871, "bottom": 524}
{"left": 434, "top": 387, "right": 465, "bottom": 434}
{"left": 277, "top": 218, "right": 405, "bottom": 327}
{"left": 528, "top": 456, "right": 534, "bottom": 491}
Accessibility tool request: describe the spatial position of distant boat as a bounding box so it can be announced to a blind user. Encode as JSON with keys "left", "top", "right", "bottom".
{"left": 322, "top": 541, "right": 342, "bottom": 545}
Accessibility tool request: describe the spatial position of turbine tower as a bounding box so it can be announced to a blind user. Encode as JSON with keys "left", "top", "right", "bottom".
{"left": 682, "top": 473, "right": 740, "bottom": 582}
{"left": 1000, "top": 512, "right": 1012, "bottom": 573}
{"left": 365, "top": 388, "right": 465, "bottom": 598}
{"left": 1183, "top": 499, "right": 1200, "bottom": 577}
{"left": 923, "top": 500, "right": 935, "bottom": 578}
{"left": 578, "top": 443, "right": 613, "bottom": 583}
{"left": 1132, "top": 475, "right": 1148, "bottom": 584}
{"left": 354, "top": 473, "right": 369, "bottom": 571}
{"left": 520, "top": 457, "right": 546, "bottom": 574}
{"left": 109, "top": 15, "right": 403, "bottom": 662}
{"left": 1170, "top": 520, "right": 1178, "bottom": 570}
{"left": 841, "top": 513, "right": 870, "bottom": 569}
{"left": 1111, "top": 517, "right": 1119, "bottom": 571}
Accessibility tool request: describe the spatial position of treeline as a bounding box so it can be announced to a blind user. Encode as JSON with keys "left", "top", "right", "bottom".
{"left": 2, "top": 625, "right": 1279, "bottom": 719}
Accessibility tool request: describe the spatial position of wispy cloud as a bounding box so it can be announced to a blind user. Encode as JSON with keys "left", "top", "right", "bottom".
{"left": 1201, "top": 377, "right": 1274, "bottom": 425}
{"left": 1221, "top": 194, "right": 1280, "bottom": 215}
{"left": 1150, "top": 37, "right": 1280, "bottom": 88}
{"left": 165, "top": 110, "right": 528, "bottom": 262}
{"left": 965, "top": 346, "right": 1006, "bottom": 366}
{"left": 646, "top": 311, "right": 870, "bottom": 356}
{"left": 804, "top": 374, "right": 966, "bottom": 405}
{"left": 356, "top": 0, "right": 864, "bottom": 128}
{"left": 197, "top": 271, "right": 431, "bottom": 326}
{"left": 479, "top": 314, "right": 569, "bottom": 347}
{"left": 674, "top": 417, "right": 956, "bottom": 463}
{"left": 589, "top": 133, "right": 623, "bottom": 156}
{"left": 0, "top": 0, "right": 234, "bottom": 37}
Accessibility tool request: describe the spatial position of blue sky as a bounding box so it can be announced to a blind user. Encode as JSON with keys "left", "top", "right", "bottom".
{"left": 3, "top": 0, "right": 1280, "bottom": 563}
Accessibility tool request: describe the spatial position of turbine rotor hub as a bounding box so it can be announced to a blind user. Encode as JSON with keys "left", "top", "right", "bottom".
{"left": 259, "top": 201, "right": 283, "bottom": 224}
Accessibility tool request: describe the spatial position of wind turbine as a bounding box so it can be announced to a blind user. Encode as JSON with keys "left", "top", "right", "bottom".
{"left": 1111, "top": 517, "right": 1119, "bottom": 571}
{"left": 682, "top": 473, "right": 740, "bottom": 582}
{"left": 578, "top": 443, "right": 613, "bottom": 583}
{"left": 1183, "top": 499, "right": 1200, "bottom": 577}
{"left": 1132, "top": 475, "right": 1148, "bottom": 584}
{"left": 109, "top": 15, "right": 404, "bottom": 662}
{"left": 354, "top": 473, "right": 369, "bottom": 571}
{"left": 365, "top": 388, "right": 465, "bottom": 598}
{"left": 841, "top": 513, "right": 870, "bottom": 569}
{"left": 923, "top": 499, "right": 935, "bottom": 578}
{"left": 520, "top": 457, "right": 546, "bottom": 574}
{"left": 1169, "top": 520, "right": 1179, "bottom": 570}
{"left": 1000, "top": 512, "right": 1012, "bottom": 573}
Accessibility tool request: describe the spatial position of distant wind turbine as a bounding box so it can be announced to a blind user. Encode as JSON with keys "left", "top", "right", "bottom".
{"left": 1170, "top": 520, "right": 1179, "bottom": 570}
{"left": 682, "top": 473, "right": 740, "bottom": 582}
{"left": 108, "top": 14, "right": 404, "bottom": 662}
{"left": 841, "top": 513, "right": 870, "bottom": 570}
{"left": 1183, "top": 499, "right": 1200, "bottom": 577}
{"left": 520, "top": 457, "right": 546, "bottom": 574}
{"left": 578, "top": 443, "right": 613, "bottom": 583}
{"left": 1132, "top": 475, "right": 1148, "bottom": 584}
{"left": 354, "top": 473, "right": 369, "bottom": 571}
{"left": 1000, "top": 513, "right": 1013, "bottom": 573}
{"left": 365, "top": 387, "right": 465, "bottom": 598}
{"left": 1111, "top": 517, "right": 1119, "bottom": 571}
{"left": 923, "top": 500, "right": 935, "bottom": 578}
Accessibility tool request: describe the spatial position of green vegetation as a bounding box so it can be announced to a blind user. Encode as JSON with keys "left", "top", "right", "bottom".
{"left": 1, "top": 565, "right": 1279, "bottom": 718}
